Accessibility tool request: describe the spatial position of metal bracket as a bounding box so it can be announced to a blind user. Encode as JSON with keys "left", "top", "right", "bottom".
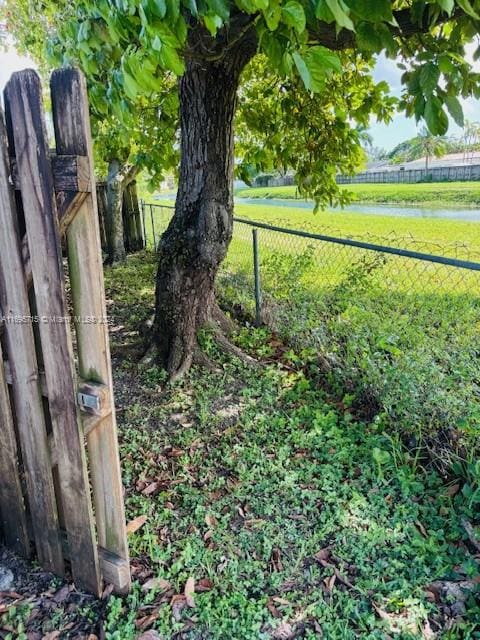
{"left": 77, "top": 391, "right": 101, "bottom": 413}
{"left": 77, "top": 380, "right": 110, "bottom": 418}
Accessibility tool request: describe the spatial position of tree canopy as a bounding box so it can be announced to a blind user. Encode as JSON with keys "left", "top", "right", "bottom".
{"left": 4, "top": 0, "right": 480, "bottom": 376}
{"left": 5, "top": 0, "right": 480, "bottom": 204}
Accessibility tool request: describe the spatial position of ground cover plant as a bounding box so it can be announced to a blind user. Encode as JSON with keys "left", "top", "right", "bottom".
{"left": 235, "top": 183, "right": 480, "bottom": 207}
{"left": 143, "top": 198, "right": 480, "bottom": 466}
{"left": 3, "top": 253, "right": 479, "bottom": 639}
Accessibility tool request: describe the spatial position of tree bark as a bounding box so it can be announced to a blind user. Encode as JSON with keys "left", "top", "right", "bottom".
{"left": 105, "top": 160, "right": 137, "bottom": 264}
{"left": 151, "top": 26, "right": 256, "bottom": 377}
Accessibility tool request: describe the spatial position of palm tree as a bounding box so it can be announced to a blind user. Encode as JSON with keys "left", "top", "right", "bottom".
{"left": 463, "top": 119, "right": 480, "bottom": 163}
{"left": 409, "top": 127, "right": 446, "bottom": 172}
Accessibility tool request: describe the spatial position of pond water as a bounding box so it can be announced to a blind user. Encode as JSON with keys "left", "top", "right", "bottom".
{"left": 236, "top": 197, "right": 480, "bottom": 221}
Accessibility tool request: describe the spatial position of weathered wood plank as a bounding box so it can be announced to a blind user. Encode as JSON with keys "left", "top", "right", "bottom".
{"left": 51, "top": 67, "right": 131, "bottom": 594}
{"left": 99, "top": 548, "right": 131, "bottom": 594}
{"left": 11, "top": 154, "right": 91, "bottom": 192}
{"left": 0, "top": 102, "right": 64, "bottom": 573}
{"left": 5, "top": 69, "right": 100, "bottom": 595}
{"left": 0, "top": 342, "right": 29, "bottom": 556}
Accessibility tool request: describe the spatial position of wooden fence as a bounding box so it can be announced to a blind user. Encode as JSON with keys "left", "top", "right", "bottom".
{"left": 97, "top": 181, "right": 145, "bottom": 254}
{"left": 0, "top": 68, "right": 130, "bottom": 596}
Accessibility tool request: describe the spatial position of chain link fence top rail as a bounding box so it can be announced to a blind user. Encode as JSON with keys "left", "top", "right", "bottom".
{"left": 141, "top": 201, "right": 480, "bottom": 302}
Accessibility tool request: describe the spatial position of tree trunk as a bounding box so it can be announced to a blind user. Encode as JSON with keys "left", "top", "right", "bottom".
{"left": 106, "top": 159, "right": 127, "bottom": 263}
{"left": 151, "top": 27, "right": 256, "bottom": 377}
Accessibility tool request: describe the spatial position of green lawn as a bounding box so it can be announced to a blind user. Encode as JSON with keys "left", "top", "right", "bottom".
{"left": 100, "top": 256, "right": 480, "bottom": 638}
{"left": 233, "top": 202, "right": 480, "bottom": 254}
{"left": 8, "top": 253, "right": 479, "bottom": 639}
{"left": 143, "top": 199, "right": 480, "bottom": 254}
{"left": 236, "top": 182, "right": 480, "bottom": 207}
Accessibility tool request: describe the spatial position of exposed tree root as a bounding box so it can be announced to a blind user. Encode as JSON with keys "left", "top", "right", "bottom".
{"left": 141, "top": 304, "right": 258, "bottom": 382}
{"left": 192, "top": 345, "right": 221, "bottom": 373}
{"left": 210, "top": 302, "right": 237, "bottom": 336}
{"left": 213, "top": 330, "right": 258, "bottom": 366}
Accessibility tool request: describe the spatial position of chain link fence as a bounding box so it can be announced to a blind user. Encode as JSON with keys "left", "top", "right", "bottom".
{"left": 143, "top": 200, "right": 480, "bottom": 453}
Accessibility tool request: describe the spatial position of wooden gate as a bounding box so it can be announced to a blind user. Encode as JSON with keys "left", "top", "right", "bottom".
{"left": 0, "top": 68, "right": 130, "bottom": 596}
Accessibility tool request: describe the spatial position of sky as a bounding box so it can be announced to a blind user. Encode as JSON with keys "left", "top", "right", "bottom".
{"left": 369, "top": 50, "right": 480, "bottom": 150}
{"left": 1, "top": 43, "right": 480, "bottom": 152}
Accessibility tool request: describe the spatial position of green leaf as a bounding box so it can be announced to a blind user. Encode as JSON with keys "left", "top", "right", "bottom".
{"left": 293, "top": 51, "right": 312, "bottom": 91}
{"left": 414, "top": 94, "right": 426, "bottom": 121}
{"left": 208, "top": 0, "right": 230, "bottom": 20}
{"left": 372, "top": 448, "right": 391, "bottom": 466}
{"left": 293, "top": 46, "right": 341, "bottom": 92}
{"left": 261, "top": 32, "right": 283, "bottom": 67}
{"left": 203, "top": 13, "right": 224, "bottom": 35}
{"left": 305, "top": 45, "right": 342, "bottom": 78}
{"left": 438, "top": 53, "right": 455, "bottom": 73}
{"left": 122, "top": 71, "right": 140, "bottom": 100}
{"left": 159, "top": 43, "right": 185, "bottom": 74}
{"left": 419, "top": 62, "right": 440, "bottom": 95}
{"left": 424, "top": 97, "right": 449, "bottom": 135}
{"left": 445, "top": 95, "right": 464, "bottom": 127}
{"left": 355, "top": 22, "right": 383, "bottom": 51}
{"left": 264, "top": 4, "right": 282, "bottom": 29}
{"left": 150, "top": 0, "right": 167, "bottom": 17}
{"left": 346, "top": 0, "right": 393, "bottom": 22}
{"left": 252, "top": 0, "right": 269, "bottom": 9}
{"left": 437, "top": 0, "right": 454, "bottom": 14}
{"left": 325, "top": 0, "right": 354, "bottom": 30}
{"left": 315, "top": 0, "right": 335, "bottom": 21}
{"left": 282, "top": 1, "right": 306, "bottom": 33}
{"left": 457, "top": 0, "right": 480, "bottom": 18}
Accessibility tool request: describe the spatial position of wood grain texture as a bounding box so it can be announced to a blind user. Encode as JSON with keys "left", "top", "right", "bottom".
{"left": 4, "top": 69, "right": 100, "bottom": 594}
{"left": 11, "top": 154, "right": 91, "bottom": 193}
{"left": 0, "top": 341, "right": 29, "bottom": 556}
{"left": 51, "top": 67, "right": 130, "bottom": 593}
{"left": 0, "top": 102, "right": 64, "bottom": 573}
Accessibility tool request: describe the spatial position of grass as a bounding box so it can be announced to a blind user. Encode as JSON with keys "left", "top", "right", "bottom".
{"left": 236, "top": 182, "right": 480, "bottom": 207}
{"left": 143, "top": 199, "right": 480, "bottom": 256}
{"left": 6, "top": 252, "right": 479, "bottom": 638}
{"left": 96, "top": 255, "right": 480, "bottom": 638}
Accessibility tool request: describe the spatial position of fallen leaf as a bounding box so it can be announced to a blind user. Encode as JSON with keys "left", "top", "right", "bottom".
{"left": 197, "top": 578, "right": 213, "bottom": 592}
{"left": 142, "top": 482, "right": 161, "bottom": 497}
{"left": 136, "top": 613, "right": 159, "bottom": 630}
{"left": 272, "top": 597, "right": 290, "bottom": 606}
{"left": 137, "top": 631, "right": 162, "bottom": 640}
{"left": 323, "top": 573, "right": 336, "bottom": 592}
{"left": 53, "top": 584, "right": 70, "bottom": 603}
{"left": 313, "top": 548, "right": 331, "bottom": 566}
{"left": 415, "top": 521, "right": 428, "bottom": 538}
{"left": 205, "top": 514, "right": 217, "bottom": 527}
{"left": 446, "top": 483, "right": 460, "bottom": 497}
{"left": 165, "top": 447, "right": 184, "bottom": 458}
{"left": 267, "top": 599, "right": 281, "bottom": 618}
{"left": 272, "top": 621, "right": 295, "bottom": 639}
{"left": 142, "top": 578, "right": 171, "bottom": 593}
{"left": 171, "top": 594, "right": 187, "bottom": 621}
{"left": 126, "top": 515, "right": 148, "bottom": 534}
{"left": 184, "top": 577, "right": 195, "bottom": 608}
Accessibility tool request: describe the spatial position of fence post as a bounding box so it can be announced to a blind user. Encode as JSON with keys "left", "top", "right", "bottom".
{"left": 150, "top": 204, "right": 158, "bottom": 250}
{"left": 50, "top": 68, "right": 130, "bottom": 594}
{"left": 252, "top": 229, "right": 262, "bottom": 325}
{"left": 140, "top": 199, "right": 147, "bottom": 249}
